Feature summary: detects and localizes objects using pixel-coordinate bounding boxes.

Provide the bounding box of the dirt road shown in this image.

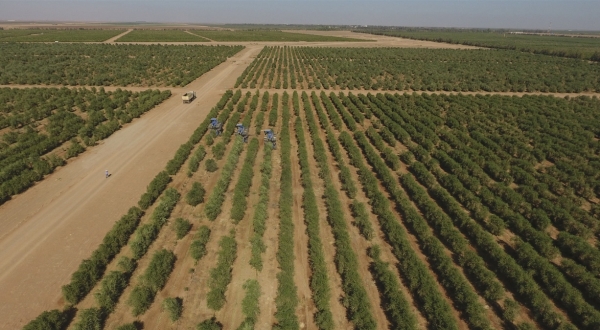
[0,45,260,329]
[105,29,133,43]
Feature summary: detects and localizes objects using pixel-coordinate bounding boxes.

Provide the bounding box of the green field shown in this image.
[238,46,600,92]
[0,29,126,42]
[26,88,600,330]
[356,29,600,61]
[0,44,242,86]
[11,27,600,330]
[0,87,171,204]
[115,29,209,42]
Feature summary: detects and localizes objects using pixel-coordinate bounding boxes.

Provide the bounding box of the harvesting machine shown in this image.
[263,129,277,149]
[235,123,250,143]
[209,118,222,136]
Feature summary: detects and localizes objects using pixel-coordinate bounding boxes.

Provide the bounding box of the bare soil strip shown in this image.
[304,97,390,328]
[104,29,133,43]
[315,109,430,328]
[255,142,282,329]
[218,103,263,329]
[184,30,214,42]
[288,108,318,329]
[297,114,352,329]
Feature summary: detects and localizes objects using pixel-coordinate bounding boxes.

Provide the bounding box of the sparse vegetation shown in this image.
[238,280,261,329]
[230,138,259,223]
[206,158,218,172]
[128,249,176,316]
[190,226,211,261]
[204,138,244,220]
[186,182,206,206]
[173,218,192,239]
[163,297,183,321]
[206,232,237,310]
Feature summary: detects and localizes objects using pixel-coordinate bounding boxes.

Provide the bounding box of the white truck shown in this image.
[182,91,196,104]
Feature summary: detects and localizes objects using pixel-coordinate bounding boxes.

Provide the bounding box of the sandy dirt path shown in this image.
[184,30,213,42]
[254,102,283,328]
[104,29,133,43]
[0,45,260,329]
[289,108,318,330]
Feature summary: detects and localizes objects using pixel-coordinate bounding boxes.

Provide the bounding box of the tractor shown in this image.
[263,129,277,149]
[235,123,250,143]
[209,118,222,136]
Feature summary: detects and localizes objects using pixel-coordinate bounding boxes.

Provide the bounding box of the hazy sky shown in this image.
[1,1,598,30]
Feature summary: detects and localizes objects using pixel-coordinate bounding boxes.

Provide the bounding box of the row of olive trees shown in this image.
[248,143,272,271]
[272,92,300,330]
[242,46,600,92]
[362,92,585,328]
[295,94,335,329]
[24,91,235,329]
[300,98,378,328]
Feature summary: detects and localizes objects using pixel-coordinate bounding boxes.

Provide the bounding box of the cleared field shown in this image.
[236,46,600,92]
[0,29,126,42]
[0,87,170,205]
[190,30,367,42]
[115,29,209,42]
[0,44,243,86]
[356,29,600,61]
[24,84,600,330]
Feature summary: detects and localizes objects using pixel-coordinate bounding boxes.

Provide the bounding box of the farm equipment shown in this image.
[209,118,222,136]
[182,91,196,104]
[263,129,277,149]
[235,123,249,143]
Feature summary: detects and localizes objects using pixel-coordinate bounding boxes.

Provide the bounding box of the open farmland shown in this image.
[236,46,600,92]
[115,29,210,42]
[355,28,600,61]
[0,87,170,204]
[1,28,600,330]
[113,29,369,42]
[0,29,126,42]
[0,44,242,86]
[0,45,257,329]
[180,29,367,42]
[23,86,600,330]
